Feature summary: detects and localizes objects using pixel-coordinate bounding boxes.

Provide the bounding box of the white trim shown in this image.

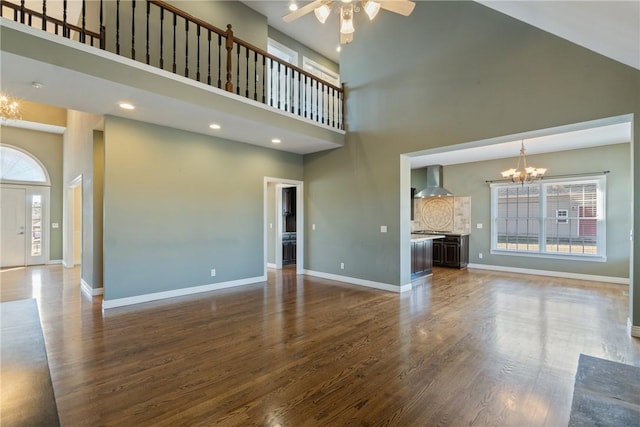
[3,120,66,135]
[303,269,411,293]
[628,318,640,338]
[467,263,629,285]
[81,279,103,297]
[267,263,277,268]
[102,276,266,309]
[46,259,62,265]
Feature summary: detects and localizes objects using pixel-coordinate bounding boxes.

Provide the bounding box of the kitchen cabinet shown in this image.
[433,235,469,269]
[411,239,433,278]
[282,233,296,265]
[282,187,296,216]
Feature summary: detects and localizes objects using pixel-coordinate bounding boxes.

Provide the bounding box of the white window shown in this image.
[267,39,298,113]
[302,57,340,125]
[491,176,606,260]
[0,145,49,183]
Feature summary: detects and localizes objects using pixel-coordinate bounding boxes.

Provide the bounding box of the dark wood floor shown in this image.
[1,265,639,426]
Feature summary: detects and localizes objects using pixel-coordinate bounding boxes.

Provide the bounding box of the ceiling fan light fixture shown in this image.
[363,0,381,20]
[314,4,332,24]
[340,5,355,34]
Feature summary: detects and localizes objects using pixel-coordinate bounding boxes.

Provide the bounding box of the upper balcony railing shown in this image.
[0,0,345,130]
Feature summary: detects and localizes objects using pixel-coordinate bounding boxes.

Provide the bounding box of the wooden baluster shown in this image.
[81,0,86,43]
[145,1,150,64]
[184,20,189,77]
[225,24,234,92]
[99,0,103,48]
[269,58,274,107]
[116,0,120,54]
[207,29,212,85]
[196,25,201,82]
[19,0,24,23]
[235,43,240,95]
[261,55,266,104]
[277,62,281,109]
[245,47,250,98]
[253,51,258,101]
[217,33,222,88]
[331,87,335,128]
[28,12,32,27]
[341,83,346,129]
[297,72,301,116]
[284,65,288,111]
[172,13,176,73]
[130,0,135,58]
[304,74,308,118]
[159,8,164,69]
[315,79,319,121]
[41,0,47,31]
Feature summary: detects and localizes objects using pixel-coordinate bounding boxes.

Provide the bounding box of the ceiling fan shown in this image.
[283,0,416,44]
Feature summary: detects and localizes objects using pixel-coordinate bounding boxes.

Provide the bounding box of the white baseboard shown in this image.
[303,269,411,293]
[628,318,640,338]
[467,263,629,285]
[102,275,266,310]
[46,259,62,265]
[267,263,277,269]
[80,279,103,297]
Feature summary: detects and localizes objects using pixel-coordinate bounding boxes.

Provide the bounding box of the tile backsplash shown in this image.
[412,196,471,235]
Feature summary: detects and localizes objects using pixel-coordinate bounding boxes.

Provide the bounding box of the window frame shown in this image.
[490,175,607,262]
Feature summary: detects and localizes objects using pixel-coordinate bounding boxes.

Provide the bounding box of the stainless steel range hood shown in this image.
[414,165,454,198]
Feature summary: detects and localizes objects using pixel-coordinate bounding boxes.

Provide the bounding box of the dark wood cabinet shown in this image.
[282,233,296,265]
[411,239,434,278]
[433,235,469,269]
[282,187,296,216]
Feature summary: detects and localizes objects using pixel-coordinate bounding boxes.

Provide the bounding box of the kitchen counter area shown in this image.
[411,231,470,280]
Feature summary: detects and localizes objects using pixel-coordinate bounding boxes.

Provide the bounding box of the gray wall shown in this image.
[92,131,104,288]
[442,143,631,278]
[102,116,303,300]
[304,1,638,294]
[0,127,63,260]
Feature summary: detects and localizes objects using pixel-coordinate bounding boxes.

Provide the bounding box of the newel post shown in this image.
[225,24,234,92]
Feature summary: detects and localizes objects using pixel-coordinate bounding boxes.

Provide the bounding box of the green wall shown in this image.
[441,143,631,278]
[304,1,639,293]
[102,116,303,300]
[0,128,64,261]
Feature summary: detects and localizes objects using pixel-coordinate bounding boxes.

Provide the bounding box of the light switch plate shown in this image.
[52,223,59,228]
[476,223,483,229]
[380,225,387,233]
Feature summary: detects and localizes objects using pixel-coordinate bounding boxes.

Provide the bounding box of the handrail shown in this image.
[0,0,103,47]
[1,0,345,130]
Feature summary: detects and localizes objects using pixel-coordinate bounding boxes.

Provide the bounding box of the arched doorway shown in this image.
[0,145,51,267]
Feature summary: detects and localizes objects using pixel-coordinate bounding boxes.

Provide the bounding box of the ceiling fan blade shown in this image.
[283,0,326,23]
[379,1,416,16]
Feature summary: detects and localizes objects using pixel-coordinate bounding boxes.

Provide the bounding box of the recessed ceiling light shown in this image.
[209,123,221,130]
[271,138,282,144]
[31,81,44,89]
[289,3,298,11]
[119,102,135,110]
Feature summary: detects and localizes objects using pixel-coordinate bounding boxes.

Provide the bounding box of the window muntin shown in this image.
[0,146,48,183]
[491,177,605,259]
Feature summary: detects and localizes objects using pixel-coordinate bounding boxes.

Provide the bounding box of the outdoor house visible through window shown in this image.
[490,176,606,260]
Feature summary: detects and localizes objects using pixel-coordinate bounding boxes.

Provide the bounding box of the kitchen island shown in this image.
[410,234,445,279]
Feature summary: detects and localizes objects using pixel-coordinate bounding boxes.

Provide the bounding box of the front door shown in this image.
[0,187,26,267]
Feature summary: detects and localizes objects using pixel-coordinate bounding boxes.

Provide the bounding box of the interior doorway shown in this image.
[263,177,304,276]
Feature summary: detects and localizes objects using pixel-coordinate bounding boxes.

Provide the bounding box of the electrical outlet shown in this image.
[312,224,316,230]
[380,225,387,233]
[476,223,483,229]
[340,262,344,270]
[211,269,216,277]
[478,253,483,259]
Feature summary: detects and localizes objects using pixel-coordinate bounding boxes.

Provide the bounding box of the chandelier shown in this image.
[501,141,547,185]
[0,94,21,124]
[283,0,415,44]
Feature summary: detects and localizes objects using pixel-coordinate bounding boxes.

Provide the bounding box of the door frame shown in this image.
[0,183,51,266]
[263,177,304,275]
[64,175,82,268]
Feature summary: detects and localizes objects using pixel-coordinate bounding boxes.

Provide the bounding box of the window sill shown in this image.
[490,250,607,263]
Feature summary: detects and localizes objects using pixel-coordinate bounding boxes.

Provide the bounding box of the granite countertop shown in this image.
[410,234,445,242]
